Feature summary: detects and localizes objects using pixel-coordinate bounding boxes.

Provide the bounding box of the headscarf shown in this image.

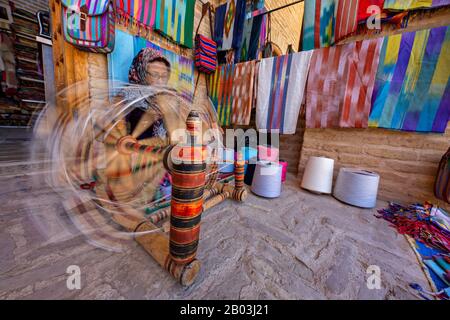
[128,48,171,85]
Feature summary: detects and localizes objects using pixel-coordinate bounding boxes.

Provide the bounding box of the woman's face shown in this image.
[145,61,170,86]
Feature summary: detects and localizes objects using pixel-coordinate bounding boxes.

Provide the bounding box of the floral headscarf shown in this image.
[128,48,171,85]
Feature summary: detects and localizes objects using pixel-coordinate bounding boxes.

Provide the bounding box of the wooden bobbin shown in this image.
[169,111,206,265]
[234,152,245,191]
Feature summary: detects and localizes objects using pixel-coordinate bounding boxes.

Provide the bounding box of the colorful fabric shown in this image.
[154,0,195,48]
[383,0,450,10]
[61,0,115,53]
[213,3,227,49]
[376,202,450,253]
[256,51,313,134]
[108,29,194,101]
[410,240,450,296]
[115,0,157,29]
[369,26,450,133]
[303,0,361,50]
[335,0,360,42]
[306,38,383,128]
[303,0,336,50]
[231,61,256,125]
[207,64,235,126]
[216,0,246,55]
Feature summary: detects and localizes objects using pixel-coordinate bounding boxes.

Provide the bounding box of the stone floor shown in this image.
[0,128,430,300]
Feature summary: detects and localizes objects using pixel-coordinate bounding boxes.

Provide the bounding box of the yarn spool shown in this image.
[279,160,288,182]
[251,161,283,198]
[301,156,335,194]
[333,168,380,209]
[219,148,234,173]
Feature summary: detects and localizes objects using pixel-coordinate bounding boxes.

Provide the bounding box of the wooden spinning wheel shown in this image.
[37,86,248,286]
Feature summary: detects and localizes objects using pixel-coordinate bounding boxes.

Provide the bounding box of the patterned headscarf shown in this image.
[128,48,171,85]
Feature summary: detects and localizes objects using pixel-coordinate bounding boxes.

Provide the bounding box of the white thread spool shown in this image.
[251,161,283,198]
[333,168,380,208]
[301,156,335,194]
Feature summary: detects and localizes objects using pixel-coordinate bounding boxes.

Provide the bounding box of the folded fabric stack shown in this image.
[7,7,46,127]
[377,202,450,300]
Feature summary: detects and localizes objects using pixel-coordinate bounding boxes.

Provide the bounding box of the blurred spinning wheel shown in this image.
[33,82,221,248]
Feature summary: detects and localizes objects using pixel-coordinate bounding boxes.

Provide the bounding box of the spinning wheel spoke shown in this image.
[137,136,169,148]
[131,110,160,139]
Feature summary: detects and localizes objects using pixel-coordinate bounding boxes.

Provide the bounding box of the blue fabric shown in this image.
[232,0,247,62]
[214,4,227,49]
[414,240,449,291]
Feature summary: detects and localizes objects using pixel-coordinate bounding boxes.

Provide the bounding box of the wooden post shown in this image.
[49,0,90,117]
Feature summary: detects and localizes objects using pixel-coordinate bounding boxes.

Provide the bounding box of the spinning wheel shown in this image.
[33,81,247,286]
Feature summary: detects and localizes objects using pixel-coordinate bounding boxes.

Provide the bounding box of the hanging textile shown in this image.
[231,61,256,125]
[208,64,235,126]
[154,0,195,48]
[115,0,157,30]
[213,3,227,49]
[383,0,450,10]
[108,29,194,101]
[256,51,313,134]
[334,0,360,42]
[216,0,246,53]
[239,1,255,62]
[369,26,450,133]
[303,0,360,51]
[306,38,382,129]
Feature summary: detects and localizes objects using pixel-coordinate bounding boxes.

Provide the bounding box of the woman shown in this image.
[126,48,173,202]
[126,48,172,140]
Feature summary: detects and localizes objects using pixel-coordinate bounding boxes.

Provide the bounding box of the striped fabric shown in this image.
[303,0,360,51]
[194,34,217,73]
[62,0,115,53]
[256,51,313,134]
[231,61,256,125]
[207,64,235,126]
[335,0,360,42]
[108,29,194,101]
[306,38,383,128]
[383,0,450,10]
[115,0,157,28]
[369,26,450,133]
[154,0,195,48]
